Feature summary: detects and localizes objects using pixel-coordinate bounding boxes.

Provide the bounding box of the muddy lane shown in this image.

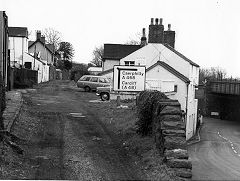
[16,81,145,180]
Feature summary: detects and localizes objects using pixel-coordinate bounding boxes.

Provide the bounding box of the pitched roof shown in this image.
[9,27,28,38]
[46,44,55,53]
[25,52,46,65]
[28,39,54,54]
[163,43,199,67]
[146,61,190,83]
[28,41,34,47]
[103,44,141,60]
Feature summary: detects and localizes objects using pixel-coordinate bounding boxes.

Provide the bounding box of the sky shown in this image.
[1,0,240,77]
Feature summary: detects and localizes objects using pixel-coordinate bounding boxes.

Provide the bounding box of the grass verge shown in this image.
[89,99,178,181]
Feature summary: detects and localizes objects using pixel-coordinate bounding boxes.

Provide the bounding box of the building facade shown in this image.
[28,31,55,66]
[8,27,28,67]
[100,18,200,139]
[0,11,9,88]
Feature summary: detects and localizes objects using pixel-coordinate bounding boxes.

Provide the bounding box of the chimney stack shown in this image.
[164,24,175,48]
[36,30,41,40]
[148,17,164,43]
[140,28,147,47]
[40,36,45,44]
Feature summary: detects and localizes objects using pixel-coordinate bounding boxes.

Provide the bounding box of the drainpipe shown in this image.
[185,82,189,135]
[186,83,189,116]
[22,37,24,67]
[34,45,36,69]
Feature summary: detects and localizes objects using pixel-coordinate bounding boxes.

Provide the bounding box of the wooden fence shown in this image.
[11,68,38,89]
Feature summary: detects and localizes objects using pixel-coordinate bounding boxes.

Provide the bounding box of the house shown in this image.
[28,30,59,81]
[8,27,28,68]
[120,42,199,140]
[102,44,141,71]
[28,31,56,66]
[0,11,9,89]
[8,28,49,83]
[100,18,200,140]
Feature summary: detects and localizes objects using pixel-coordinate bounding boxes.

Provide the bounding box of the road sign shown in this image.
[113,65,146,92]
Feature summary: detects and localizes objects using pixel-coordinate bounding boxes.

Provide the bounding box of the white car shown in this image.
[77,75,110,92]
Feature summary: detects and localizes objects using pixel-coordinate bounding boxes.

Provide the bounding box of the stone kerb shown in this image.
[155,99,192,180]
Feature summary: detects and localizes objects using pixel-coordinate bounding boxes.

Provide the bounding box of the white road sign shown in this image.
[113,65,146,92]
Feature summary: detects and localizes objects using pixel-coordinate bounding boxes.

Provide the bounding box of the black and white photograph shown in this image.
[0,0,240,180]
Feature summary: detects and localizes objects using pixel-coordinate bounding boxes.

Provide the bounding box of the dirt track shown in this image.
[5,81,145,180]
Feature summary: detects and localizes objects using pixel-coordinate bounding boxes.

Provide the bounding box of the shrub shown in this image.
[136,90,168,136]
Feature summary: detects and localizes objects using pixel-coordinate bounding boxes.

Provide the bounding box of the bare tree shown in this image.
[42,28,62,51]
[199,67,227,83]
[125,32,141,45]
[91,45,103,67]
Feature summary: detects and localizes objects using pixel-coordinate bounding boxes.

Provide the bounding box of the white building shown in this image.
[120,43,199,140]
[99,18,200,140]
[9,27,50,83]
[8,27,28,67]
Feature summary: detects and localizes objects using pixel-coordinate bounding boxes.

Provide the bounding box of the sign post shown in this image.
[113,65,146,92]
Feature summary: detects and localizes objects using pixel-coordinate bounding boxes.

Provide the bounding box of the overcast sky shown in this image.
[1,0,240,77]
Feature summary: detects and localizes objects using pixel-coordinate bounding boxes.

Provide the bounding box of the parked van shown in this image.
[77,75,110,92]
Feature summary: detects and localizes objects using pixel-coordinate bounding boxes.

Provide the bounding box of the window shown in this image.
[85,77,91,81]
[24,62,32,69]
[174,85,178,92]
[90,77,98,82]
[99,78,107,83]
[125,61,135,66]
[80,76,90,81]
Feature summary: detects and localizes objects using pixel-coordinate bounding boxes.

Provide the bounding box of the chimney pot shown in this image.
[155,18,159,25]
[40,36,45,44]
[160,18,163,25]
[151,18,154,25]
[141,28,147,47]
[142,28,146,37]
[168,24,171,30]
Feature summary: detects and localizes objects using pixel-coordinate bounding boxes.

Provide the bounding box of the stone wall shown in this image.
[156,99,192,180]
[137,92,192,180]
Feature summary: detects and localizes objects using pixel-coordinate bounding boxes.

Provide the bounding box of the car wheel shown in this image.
[101,93,110,101]
[84,86,91,92]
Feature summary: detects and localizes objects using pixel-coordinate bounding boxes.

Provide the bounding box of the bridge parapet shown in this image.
[210,80,240,95]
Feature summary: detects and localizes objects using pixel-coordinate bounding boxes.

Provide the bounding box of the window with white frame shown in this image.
[124,61,135,66]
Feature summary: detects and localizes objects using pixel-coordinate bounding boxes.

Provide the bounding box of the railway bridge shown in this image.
[200,80,240,121]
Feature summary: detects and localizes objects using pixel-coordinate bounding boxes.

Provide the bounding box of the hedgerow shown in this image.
[136,90,168,136]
